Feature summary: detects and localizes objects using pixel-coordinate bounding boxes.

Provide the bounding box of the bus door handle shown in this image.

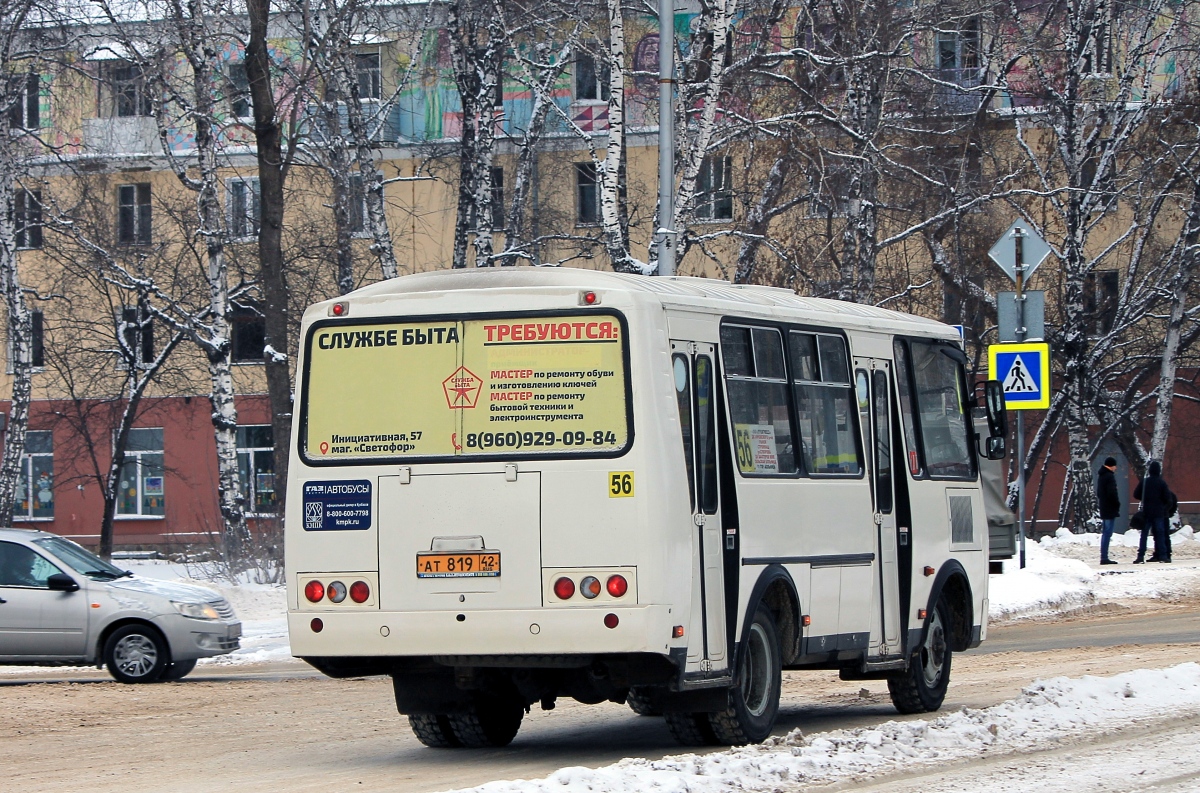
[873,512,884,526]
[694,514,707,526]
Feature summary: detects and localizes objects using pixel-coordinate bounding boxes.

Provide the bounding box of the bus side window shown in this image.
[872,369,894,513]
[694,356,719,514]
[720,325,797,476]
[790,332,862,476]
[673,353,696,511]
[893,340,924,477]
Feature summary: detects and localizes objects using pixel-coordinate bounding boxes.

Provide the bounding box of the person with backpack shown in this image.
[1096,456,1121,565]
[1133,461,1175,563]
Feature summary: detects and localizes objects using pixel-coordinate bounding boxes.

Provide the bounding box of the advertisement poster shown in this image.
[304,315,628,460]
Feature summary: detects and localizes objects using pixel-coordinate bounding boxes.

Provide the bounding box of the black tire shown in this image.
[104,624,170,684]
[626,687,662,717]
[445,698,524,748]
[708,606,782,745]
[888,598,952,714]
[408,714,462,748]
[159,659,197,682]
[664,712,719,746]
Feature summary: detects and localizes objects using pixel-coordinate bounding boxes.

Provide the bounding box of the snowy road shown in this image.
[4,615,1199,793]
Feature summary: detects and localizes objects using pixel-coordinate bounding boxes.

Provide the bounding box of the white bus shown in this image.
[286,268,1006,748]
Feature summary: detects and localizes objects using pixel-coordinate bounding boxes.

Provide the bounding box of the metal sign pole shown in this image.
[1014,228,1028,569]
[656,0,675,276]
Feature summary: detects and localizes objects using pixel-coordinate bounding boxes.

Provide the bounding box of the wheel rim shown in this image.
[114,634,159,678]
[920,608,947,688]
[740,621,773,717]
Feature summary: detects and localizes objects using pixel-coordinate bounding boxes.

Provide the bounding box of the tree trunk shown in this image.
[247,0,293,516]
[0,171,32,528]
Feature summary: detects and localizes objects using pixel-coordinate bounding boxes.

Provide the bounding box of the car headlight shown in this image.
[173,601,221,620]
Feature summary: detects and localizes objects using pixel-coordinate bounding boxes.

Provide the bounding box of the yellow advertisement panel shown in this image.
[302,314,629,461]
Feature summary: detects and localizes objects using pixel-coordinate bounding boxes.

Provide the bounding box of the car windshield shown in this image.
[33,536,130,580]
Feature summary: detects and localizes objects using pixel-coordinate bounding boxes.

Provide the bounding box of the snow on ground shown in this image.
[121,560,292,666]
[435,663,1200,793]
[988,528,1200,621]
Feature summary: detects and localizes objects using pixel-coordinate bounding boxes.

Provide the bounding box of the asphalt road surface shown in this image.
[3,607,1198,793]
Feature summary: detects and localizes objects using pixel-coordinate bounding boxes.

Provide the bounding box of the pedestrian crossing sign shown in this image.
[988,342,1051,410]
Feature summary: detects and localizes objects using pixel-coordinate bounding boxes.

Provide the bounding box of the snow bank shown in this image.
[438,663,1200,793]
[988,532,1200,621]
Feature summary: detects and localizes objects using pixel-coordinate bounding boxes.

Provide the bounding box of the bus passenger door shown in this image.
[672,342,727,669]
[856,360,902,656]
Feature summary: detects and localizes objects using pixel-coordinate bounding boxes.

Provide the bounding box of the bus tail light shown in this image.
[606,575,628,598]
[304,580,325,603]
[580,576,601,599]
[327,581,347,603]
[310,618,323,633]
[350,581,370,603]
[604,613,619,629]
[553,577,575,600]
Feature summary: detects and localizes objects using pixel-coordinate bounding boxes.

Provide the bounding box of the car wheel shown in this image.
[708,605,782,745]
[104,624,170,684]
[445,697,524,748]
[888,598,952,714]
[160,659,197,682]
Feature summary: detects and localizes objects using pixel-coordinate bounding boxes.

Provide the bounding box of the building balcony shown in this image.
[927,68,988,115]
[83,115,160,155]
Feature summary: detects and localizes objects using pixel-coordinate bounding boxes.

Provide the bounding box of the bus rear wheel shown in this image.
[708,605,781,745]
[888,598,952,714]
[445,697,524,748]
[408,714,461,748]
[626,687,662,717]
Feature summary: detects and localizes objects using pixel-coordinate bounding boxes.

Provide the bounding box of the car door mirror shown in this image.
[46,573,80,592]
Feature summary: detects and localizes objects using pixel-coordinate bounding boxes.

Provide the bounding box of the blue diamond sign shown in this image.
[988,342,1050,410]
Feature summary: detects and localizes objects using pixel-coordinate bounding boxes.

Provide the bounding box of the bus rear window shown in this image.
[301,313,630,462]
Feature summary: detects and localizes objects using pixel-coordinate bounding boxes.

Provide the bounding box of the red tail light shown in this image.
[553,577,575,600]
[350,581,370,603]
[304,580,324,603]
[606,575,628,598]
[310,618,323,632]
[604,613,619,629]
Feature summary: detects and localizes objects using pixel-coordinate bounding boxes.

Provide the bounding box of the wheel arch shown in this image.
[925,561,974,653]
[95,618,173,664]
[738,564,801,666]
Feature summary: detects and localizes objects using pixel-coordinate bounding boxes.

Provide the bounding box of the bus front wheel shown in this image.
[708,605,782,745]
[888,598,952,714]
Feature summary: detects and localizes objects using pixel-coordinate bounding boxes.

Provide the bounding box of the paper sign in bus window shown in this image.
[735,424,779,473]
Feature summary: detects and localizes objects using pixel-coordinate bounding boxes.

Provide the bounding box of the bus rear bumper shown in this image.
[288,605,681,658]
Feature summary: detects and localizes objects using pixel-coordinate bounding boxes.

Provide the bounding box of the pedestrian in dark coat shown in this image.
[1097,457,1121,564]
[1133,461,1174,563]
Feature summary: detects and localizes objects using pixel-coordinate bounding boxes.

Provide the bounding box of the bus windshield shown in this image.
[301,313,630,463]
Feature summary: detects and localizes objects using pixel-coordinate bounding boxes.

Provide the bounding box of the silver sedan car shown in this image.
[0,528,241,682]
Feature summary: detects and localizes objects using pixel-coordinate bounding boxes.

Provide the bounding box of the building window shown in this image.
[356,52,381,100]
[237,425,276,514]
[937,18,980,82]
[808,167,851,218]
[1082,19,1112,75]
[231,305,265,363]
[14,188,42,249]
[119,303,154,368]
[8,310,44,371]
[575,49,610,102]
[489,166,504,227]
[685,31,733,84]
[695,156,733,220]
[576,162,600,224]
[228,63,251,118]
[348,174,366,234]
[104,61,152,118]
[7,71,39,130]
[227,177,260,239]
[1086,270,1119,335]
[117,183,151,245]
[117,428,165,517]
[14,430,53,520]
[494,63,504,108]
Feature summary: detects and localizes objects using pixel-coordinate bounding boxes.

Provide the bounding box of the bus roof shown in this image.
[332,267,957,340]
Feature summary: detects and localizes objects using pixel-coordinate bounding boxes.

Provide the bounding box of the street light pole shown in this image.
[656,0,675,276]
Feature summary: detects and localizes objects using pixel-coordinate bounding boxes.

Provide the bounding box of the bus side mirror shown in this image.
[985,435,1006,460]
[984,380,1007,438]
